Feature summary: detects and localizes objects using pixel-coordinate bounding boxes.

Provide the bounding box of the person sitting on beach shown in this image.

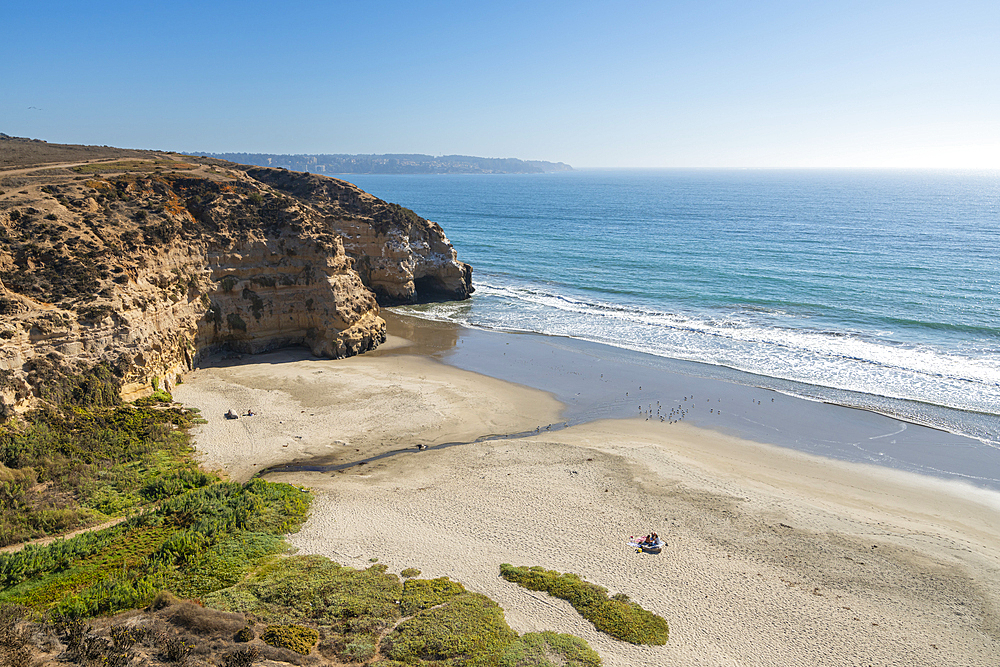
[246,409,255,417]
[650,532,659,543]
[225,409,238,420]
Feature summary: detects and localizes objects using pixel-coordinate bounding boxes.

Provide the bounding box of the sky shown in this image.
[2,0,999,168]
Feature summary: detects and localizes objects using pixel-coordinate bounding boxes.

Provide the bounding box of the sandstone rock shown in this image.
[0,157,471,412]
[244,167,474,304]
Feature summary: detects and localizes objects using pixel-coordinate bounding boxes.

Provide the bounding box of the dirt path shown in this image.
[0,514,130,554]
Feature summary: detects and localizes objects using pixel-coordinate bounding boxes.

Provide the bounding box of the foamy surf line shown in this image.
[384,309,1000,492]
[393,283,1000,448]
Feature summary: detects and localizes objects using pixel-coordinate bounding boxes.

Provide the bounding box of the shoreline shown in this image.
[173,313,1000,666]
[386,296,1000,456]
[386,310,1000,491]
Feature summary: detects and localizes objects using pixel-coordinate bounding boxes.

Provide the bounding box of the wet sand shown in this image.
[173,313,1000,667]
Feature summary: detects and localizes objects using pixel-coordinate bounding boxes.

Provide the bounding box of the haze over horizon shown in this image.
[3,1,998,169]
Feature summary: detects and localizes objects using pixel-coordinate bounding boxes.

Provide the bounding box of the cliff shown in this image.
[244,167,473,304]
[0,143,472,414]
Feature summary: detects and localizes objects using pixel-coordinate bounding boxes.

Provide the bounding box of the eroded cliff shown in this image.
[244,167,473,304]
[0,147,472,414]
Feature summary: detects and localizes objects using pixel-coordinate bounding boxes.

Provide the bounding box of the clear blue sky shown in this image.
[3,1,998,168]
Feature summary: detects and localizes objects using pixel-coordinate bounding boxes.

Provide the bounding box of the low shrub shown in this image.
[140,469,213,501]
[343,637,375,662]
[150,590,180,611]
[0,481,310,616]
[399,567,421,579]
[262,624,319,655]
[109,623,154,649]
[207,555,400,622]
[224,645,260,667]
[0,401,202,546]
[234,625,255,642]
[207,555,400,661]
[399,576,465,615]
[162,635,192,662]
[381,592,518,665]
[499,631,602,667]
[134,389,173,406]
[499,564,668,645]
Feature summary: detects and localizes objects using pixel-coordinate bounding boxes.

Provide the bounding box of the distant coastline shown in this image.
[189,151,573,174]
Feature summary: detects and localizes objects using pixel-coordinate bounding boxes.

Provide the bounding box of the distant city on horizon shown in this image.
[193,151,574,175]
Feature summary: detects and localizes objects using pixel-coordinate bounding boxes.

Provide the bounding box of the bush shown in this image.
[399,576,465,615]
[399,567,420,579]
[382,592,517,665]
[499,564,668,645]
[141,469,213,501]
[207,555,400,659]
[0,401,202,545]
[162,636,192,662]
[150,590,180,611]
[0,481,310,616]
[134,389,173,406]
[224,645,260,667]
[234,625,255,642]
[344,637,375,662]
[262,624,319,655]
[499,631,602,667]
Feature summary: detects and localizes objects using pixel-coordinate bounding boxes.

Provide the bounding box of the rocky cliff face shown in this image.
[0,151,472,414]
[244,167,473,304]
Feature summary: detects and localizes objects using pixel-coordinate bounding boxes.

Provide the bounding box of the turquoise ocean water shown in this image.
[344,170,1000,451]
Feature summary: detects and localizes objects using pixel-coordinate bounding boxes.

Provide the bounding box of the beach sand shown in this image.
[174,317,1000,667]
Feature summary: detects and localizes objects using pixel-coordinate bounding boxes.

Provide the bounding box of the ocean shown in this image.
[343,170,1000,458]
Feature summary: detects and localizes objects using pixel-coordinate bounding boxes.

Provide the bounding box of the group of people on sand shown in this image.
[641,532,661,546]
[224,408,256,419]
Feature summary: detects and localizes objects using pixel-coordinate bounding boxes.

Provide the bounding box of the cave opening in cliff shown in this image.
[413,275,450,303]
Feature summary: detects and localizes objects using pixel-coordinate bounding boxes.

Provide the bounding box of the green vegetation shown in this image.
[0,399,207,546]
[261,624,319,654]
[206,556,603,666]
[206,554,401,659]
[400,575,465,615]
[499,631,602,667]
[133,388,174,406]
[23,359,120,409]
[383,591,518,665]
[0,479,310,617]
[500,564,669,645]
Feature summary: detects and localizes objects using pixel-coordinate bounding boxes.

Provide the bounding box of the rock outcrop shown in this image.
[0,151,472,413]
[244,167,473,304]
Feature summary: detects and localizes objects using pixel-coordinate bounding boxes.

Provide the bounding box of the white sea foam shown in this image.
[398,279,1000,422]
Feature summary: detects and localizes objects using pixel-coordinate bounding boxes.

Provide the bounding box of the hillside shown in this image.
[0,136,473,415]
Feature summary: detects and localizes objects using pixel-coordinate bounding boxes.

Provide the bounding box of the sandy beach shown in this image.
[174,315,1000,667]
